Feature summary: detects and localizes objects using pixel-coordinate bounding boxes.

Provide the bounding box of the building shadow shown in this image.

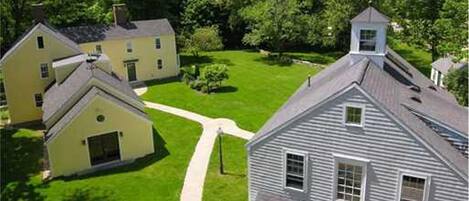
[254,56,293,67]
[59,127,169,181]
[213,86,238,94]
[0,128,46,200]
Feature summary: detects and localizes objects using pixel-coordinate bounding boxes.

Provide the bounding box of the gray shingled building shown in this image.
[247,7,468,201]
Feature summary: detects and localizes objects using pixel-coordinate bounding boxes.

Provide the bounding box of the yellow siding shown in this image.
[79,35,178,82]
[47,96,154,177]
[2,28,79,124]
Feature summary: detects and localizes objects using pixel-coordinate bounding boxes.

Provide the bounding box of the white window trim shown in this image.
[40,63,49,79]
[332,153,369,201]
[84,130,123,168]
[358,29,377,53]
[36,36,45,50]
[397,170,431,201]
[126,41,133,53]
[33,93,43,108]
[155,37,161,49]
[343,103,365,127]
[157,59,163,69]
[282,148,308,192]
[96,44,102,54]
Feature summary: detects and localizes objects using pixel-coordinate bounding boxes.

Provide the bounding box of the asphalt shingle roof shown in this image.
[350,7,390,23]
[43,59,141,125]
[45,86,150,142]
[58,19,174,44]
[431,56,467,74]
[251,47,468,177]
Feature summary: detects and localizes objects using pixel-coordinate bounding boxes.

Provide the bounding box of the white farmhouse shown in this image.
[247,7,468,201]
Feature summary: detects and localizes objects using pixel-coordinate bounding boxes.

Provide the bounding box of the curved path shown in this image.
[143,101,254,201]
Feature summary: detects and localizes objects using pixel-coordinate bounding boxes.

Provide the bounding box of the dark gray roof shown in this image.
[250,47,468,177]
[431,56,466,74]
[45,87,150,142]
[58,19,174,44]
[351,7,390,23]
[42,59,140,125]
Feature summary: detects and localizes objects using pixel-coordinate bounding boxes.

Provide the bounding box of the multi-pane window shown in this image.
[157,59,163,69]
[285,153,305,190]
[400,175,426,201]
[34,93,43,107]
[40,63,49,78]
[359,30,377,52]
[96,45,102,53]
[336,163,363,201]
[37,36,44,49]
[88,132,120,166]
[345,106,363,125]
[126,41,133,53]
[155,37,161,49]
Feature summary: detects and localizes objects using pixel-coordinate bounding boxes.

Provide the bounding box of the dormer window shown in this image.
[37,36,44,49]
[359,30,377,52]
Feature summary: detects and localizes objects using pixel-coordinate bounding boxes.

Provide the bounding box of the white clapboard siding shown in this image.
[249,88,468,201]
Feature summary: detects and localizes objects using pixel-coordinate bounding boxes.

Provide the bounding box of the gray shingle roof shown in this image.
[58,19,175,44]
[250,47,468,177]
[350,7,390,23]
[431,56,466,74]
[43,59,141,125]
[45,87,150,142]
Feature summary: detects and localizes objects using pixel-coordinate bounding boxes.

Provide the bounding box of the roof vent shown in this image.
[410,96,422,103]
[428,85,437,91]
[408,85,421,93]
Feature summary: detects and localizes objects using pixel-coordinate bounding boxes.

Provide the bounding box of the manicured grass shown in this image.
[142,50,321,132]
[203,135,248,201]
[1,109,202,201]
[284,51,344,65]
[388,37,433,76]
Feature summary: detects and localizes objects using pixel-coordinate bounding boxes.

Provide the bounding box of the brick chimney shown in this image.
[113,4,129,26]
[32,3,46,23]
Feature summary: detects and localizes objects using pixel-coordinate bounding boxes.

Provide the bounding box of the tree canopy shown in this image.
[1,0,466,60]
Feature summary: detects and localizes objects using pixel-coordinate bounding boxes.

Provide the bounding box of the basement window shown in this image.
[37,36,44,49]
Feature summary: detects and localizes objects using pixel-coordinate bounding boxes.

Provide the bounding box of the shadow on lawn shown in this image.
[0,128,46,200]
[213,86,238,94]
[254,56,293,67]
[60,127,169,181]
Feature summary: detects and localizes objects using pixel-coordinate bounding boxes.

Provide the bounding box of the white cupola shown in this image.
[349,7,389,68]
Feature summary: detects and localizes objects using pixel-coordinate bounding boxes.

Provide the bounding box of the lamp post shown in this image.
[217,127,224,175]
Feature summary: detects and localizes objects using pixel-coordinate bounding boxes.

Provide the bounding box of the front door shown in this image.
[126,62,137,82]
[88,132,121,166]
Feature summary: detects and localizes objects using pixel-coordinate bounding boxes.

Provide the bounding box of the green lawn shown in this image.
[388,37,433,76]
[1,109,202,201]
[142,50,324,132]
[203,135,248,201]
